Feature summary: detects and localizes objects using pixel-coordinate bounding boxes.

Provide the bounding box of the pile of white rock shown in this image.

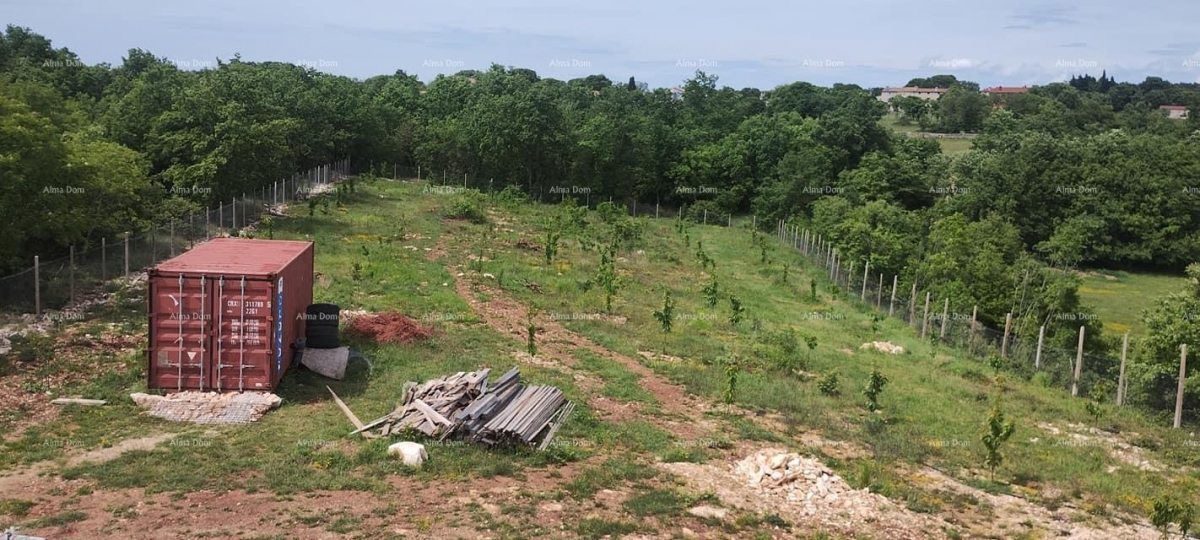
[735,450,858,505]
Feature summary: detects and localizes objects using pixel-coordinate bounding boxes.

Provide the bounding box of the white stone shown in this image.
[387,441,428,467]
[687,506,727,520]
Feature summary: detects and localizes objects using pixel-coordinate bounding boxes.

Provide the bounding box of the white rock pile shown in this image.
[735,450,861,506]
[860,341,904,354]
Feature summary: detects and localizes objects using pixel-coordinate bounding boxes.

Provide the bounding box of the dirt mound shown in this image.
[344,312,438,344]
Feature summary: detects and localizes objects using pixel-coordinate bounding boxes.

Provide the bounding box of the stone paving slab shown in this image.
[130,391,282,424]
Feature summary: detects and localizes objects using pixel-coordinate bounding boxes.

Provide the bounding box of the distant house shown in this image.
[1160,105,1190,120]
[669,86,685,101]
[981,86,1029,97]
[982,86,1029,107]
[878,86,948,103]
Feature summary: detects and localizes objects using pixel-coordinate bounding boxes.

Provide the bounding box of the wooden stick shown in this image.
[327,386,364,430]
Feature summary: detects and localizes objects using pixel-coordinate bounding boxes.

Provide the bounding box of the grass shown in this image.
[7,175,1198,535]
[1077,270,1186,334]
[879,114,974,155]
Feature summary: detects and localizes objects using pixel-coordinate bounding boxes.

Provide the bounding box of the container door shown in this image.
[148,274,213,391]
[211,276,276,391]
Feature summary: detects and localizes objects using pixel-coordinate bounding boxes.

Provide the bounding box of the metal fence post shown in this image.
[170,220,175,257]
[33,255,40,317]
[124,232,130,276]
[908,283,917,325]
[102,237,107,281]
[876,274,883,308]
[219,204,224,235]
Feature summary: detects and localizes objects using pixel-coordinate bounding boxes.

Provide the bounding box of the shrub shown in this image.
[443,190,488,223]
[683,200,730,225]
[863,365,888,412]
[818,371,841,396]
[493,184,527,206]
[595,201,626,224]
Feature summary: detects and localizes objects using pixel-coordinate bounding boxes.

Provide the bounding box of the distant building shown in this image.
[982,86,1029,107]
[669,86,685,101]
[878,86,948,103]
[981,86,1029,96]
[1160,105,1190,120]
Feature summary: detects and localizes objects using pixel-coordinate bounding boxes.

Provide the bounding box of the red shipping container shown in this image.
[146,239,314,392]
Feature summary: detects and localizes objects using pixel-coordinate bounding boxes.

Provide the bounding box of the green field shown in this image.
[2,176,1196,539]
[1078,270,1187,335]
[879,114,974,155]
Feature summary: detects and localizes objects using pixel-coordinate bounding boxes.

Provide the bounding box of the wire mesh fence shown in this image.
[0,160,350,315]
[775,224,1129,401]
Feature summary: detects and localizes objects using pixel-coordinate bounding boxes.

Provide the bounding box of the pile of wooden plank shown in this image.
[349,367,572,449]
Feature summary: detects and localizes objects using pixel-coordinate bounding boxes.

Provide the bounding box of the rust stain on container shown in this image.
[147,239,314,392]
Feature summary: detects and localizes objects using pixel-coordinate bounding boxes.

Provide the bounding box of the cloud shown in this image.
[1006,6,1078,30]
[1147,42,1200,57]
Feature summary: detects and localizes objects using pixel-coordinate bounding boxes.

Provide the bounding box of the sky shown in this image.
[5,0,1200,90]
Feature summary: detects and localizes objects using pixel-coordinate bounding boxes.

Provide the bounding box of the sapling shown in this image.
[702,276,720,307]
[809,279,818,302]
[981,400,1015,481]
[818,371,841,396]
[545,229,560,265]
[863,365,888,412]
[526,310,539,356]
[653,290,675,333]
[1085,381,1112,422]
[724,356,740,404]
[782,264,789,284]
[596,243,621,312]
[728,296,745,326]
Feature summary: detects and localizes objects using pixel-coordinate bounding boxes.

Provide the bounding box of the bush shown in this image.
[493,184,526,206]
[595,201,627,224]
[7,333,54,364]
[818,371,841,396]
[443,190,488,224]
[683,200,730,225]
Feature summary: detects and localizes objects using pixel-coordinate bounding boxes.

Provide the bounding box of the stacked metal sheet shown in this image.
[351,367,572,449]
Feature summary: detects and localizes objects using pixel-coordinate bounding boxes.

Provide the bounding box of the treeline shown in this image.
[3,26,1200,276]
[888,72,1200,134]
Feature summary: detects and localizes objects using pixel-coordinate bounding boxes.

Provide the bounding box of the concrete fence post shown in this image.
[889,275,898,317]
[940,298,950,339]
[860,261,870,301]
[1001,313,1013,357]
[1175,344,1188,428]
[920,292,931,339]
[33,256,40,317]
[1116,333,1130,406]
[908,283,917,326]
[1035,325,1045,369]
[123,231,130,276]
[1072,325,1085,397]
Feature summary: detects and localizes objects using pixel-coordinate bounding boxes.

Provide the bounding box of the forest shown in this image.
[4,25,1200,415]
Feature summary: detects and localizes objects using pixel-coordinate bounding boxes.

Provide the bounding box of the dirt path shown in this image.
[908,465,1160,540]
[0,433,177,494]
[451,271,718,442]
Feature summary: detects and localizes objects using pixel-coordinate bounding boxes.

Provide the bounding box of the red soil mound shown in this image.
[345,312,438,344]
